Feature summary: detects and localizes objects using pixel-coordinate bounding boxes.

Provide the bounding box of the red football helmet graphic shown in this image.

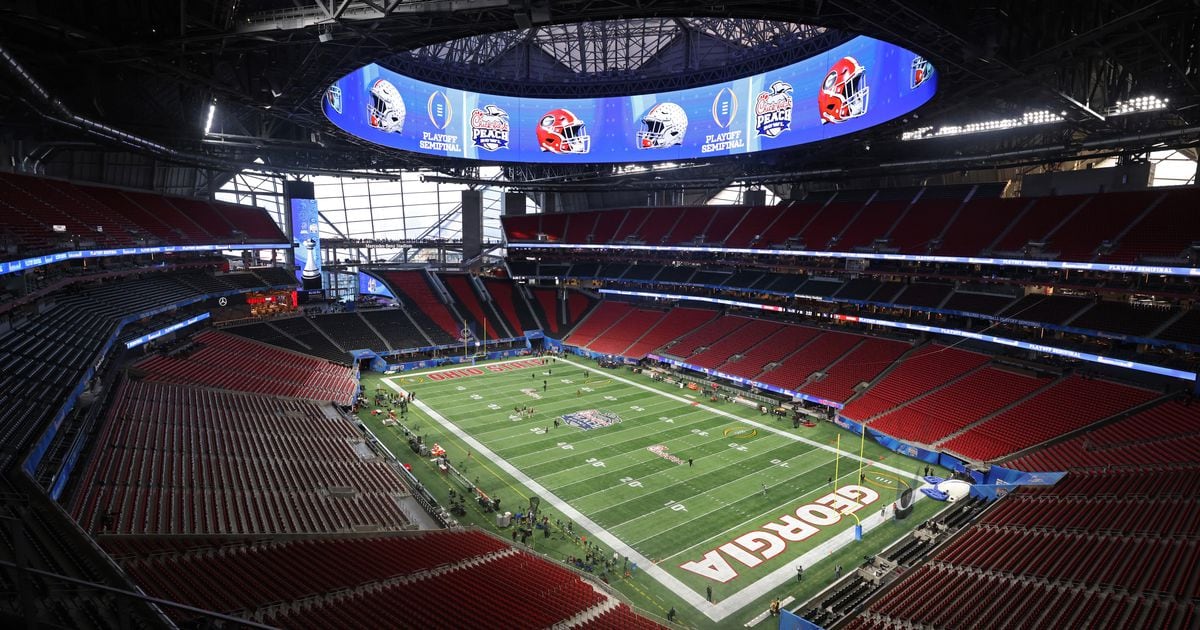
[819,56,870,124]
[536,108,591,154]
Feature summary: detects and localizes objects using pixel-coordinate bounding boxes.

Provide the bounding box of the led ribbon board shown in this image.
[0,243,286,277]
[124,312,211,349]
[508,242,1200,278]
[323,36,936,163]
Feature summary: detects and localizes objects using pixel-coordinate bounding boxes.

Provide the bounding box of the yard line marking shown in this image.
[560,359,920,481]
[383,360,934,622]
[379,376,713,617]
[654,468,868,558]
[554,433,784,500]
[608,449,826,534]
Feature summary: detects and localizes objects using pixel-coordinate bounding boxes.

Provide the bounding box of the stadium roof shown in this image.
[0,1,1198,190]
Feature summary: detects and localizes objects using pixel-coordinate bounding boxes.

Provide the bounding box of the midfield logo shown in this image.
[561,409,621,430]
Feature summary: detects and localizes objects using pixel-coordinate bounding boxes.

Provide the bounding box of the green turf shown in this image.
[357,357,953,628]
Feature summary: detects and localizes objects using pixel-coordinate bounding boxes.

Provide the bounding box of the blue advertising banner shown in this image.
[124,312,211,349]
[780,609,825,630]
[833,415,864,436]
[323,36,936,164]
[867,429,941,464]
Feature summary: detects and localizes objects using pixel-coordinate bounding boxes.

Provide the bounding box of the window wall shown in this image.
[217,166,539,264]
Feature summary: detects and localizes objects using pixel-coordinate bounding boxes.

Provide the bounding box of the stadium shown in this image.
[0,1,1198,628]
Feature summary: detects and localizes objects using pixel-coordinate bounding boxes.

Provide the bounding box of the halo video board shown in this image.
[323,35,936,163]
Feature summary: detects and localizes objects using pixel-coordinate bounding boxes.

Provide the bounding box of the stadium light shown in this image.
[1106,95,1168,117]
[900,109,1065,140]
[204,101,216,136]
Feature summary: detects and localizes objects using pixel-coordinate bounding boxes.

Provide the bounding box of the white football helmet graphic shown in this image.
[637,102,688,149]
[368,79,406,133]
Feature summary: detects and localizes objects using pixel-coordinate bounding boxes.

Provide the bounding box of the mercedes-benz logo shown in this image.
[218,297,228,307]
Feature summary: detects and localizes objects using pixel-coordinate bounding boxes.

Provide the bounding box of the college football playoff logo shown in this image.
[711,87,738,129]
[427,90,453,130]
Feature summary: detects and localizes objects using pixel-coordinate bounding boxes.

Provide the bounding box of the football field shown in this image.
[368,356,948,625]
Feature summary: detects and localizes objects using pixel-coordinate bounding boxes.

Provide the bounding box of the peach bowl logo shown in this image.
[470,104,510,151]
[755,80,793,138]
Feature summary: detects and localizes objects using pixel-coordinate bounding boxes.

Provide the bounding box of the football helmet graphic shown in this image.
[911,55,933,89]
[536,108,590,154]
[368,79,406,133]
[819,56,869,124]
[637,102,688,149]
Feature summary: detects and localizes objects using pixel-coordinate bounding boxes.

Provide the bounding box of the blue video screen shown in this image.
[290,198,322,290]
[322,35,936,163]
[358,271,395,299]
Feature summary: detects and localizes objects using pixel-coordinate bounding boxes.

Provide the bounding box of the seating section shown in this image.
[841,345,991,422]
[1099,186,1200,262]
[991,195,1082,253]
[1068,300,1179,337]
[483,278,540,335]
[308,312,388,350]
[660,315,750,358]
[1046,190,1158,261]
[530,288,564,335]
[688,318,784,369]
[0,172,285,259]
[859,467,1200,630]
[586,308,667,355]
[1157,310,1200,345]
[758,330,861,391]
[720,325,823,379]
[940,375,1157,461]
[797,338,910,404]
[940,291,1017,315]
[440,274,504,339]
[867,367,1050,446]
[109,531,508,621]
[266,550,617,630]
[106,528,665,628]
[70,380,410,535]
[502,187,1200,263]
[573,603,666,629]
[894,282,953,308]
[565,301,636,348]
[623,307,717,358]
[378,271,462,339]
[235,316,348,363]
[888,199,960,253]
[360,308,433,350]
[213,321,310,354]
[1007,399,1200,471]
[998,293,1091,325]
[0,271,270,469]
[135,330,357,403]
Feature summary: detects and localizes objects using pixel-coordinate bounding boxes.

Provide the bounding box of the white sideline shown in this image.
[380,357,926,623]
[381,376,712,616]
